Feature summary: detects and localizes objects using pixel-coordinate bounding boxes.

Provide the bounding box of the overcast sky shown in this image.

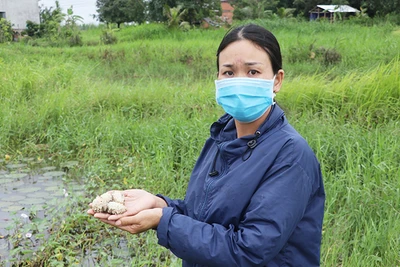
[38,0,99,24]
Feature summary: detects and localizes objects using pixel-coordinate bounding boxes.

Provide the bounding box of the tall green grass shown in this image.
[0,20,399,266]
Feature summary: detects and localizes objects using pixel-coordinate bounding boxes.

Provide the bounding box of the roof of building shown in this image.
[312,5,360,13]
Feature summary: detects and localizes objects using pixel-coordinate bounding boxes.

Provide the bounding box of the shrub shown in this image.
[25,20,42,37]
[288,41,342,65]
[0,18,13,43]
[101,27,118,44]
[68,33,83,46]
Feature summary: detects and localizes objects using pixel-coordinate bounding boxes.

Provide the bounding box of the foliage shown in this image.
[358,0,400,17]
[147,0,178,22]
[233,0,279,20]
[287,41,342,66]
[25,20,42,38]
[291,0,400,20]
[39,0,65,38]
[163,5,188,28]
[179,0,221,24]
[96,0,146,28]
[276,7,295,18]
[63,7,84,46]
[100,25,118,44]
[0,21,399,266]
[24,2,83,47]
[0,18,13,43]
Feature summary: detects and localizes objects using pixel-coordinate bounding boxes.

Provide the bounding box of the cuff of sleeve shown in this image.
[156,194,174,207]
[157,206,174,248]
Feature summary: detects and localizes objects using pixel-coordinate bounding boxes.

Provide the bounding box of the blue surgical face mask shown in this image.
[215,77,276,123]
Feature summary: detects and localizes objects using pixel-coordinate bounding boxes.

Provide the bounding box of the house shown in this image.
[309,5,360,22]
[201,0,234,28]
[0,0,40,30]
[221,0,234,24]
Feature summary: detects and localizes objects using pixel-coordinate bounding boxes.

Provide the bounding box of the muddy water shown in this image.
[0,159,83,263]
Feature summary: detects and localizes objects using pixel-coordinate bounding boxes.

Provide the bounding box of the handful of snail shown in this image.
[91,191,127,215]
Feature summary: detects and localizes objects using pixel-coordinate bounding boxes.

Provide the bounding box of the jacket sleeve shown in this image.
[156,194,186,214]
[156,146,316,266]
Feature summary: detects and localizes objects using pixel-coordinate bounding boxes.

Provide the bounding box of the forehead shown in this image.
[218,39,271,66]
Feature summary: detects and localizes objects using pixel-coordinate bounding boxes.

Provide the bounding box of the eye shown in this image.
[223,71,234,76]
[249,70,259,75]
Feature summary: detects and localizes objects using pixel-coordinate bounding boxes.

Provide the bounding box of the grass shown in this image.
[0,19,399,266]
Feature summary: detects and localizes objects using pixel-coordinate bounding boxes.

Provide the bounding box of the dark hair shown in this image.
[216,24,282,74]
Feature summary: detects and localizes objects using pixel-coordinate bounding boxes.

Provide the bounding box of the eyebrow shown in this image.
[222,62,264,67]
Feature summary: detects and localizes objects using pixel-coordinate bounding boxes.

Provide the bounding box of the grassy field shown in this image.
[0,19,399,266]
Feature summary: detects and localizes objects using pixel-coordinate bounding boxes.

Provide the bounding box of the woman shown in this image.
[88,24,325,266]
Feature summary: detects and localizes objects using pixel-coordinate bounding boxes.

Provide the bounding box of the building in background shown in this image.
[0,0,40,30]
[221,0,234,24]
[309,5,360,22]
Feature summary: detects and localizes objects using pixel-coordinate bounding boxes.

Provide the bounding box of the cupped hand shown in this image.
[97,208,163,234]
[87,189,167,221]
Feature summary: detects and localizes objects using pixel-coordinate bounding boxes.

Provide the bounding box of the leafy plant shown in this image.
[0,18,13,43]
[25,20,42,38]
[163,5,188,28]
[96,0,146,28]
[101,25,118,44]
[63,7,84,46]
[39,1,65,39]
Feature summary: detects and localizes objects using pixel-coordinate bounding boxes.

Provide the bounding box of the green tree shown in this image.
[147,0,178,22]
[180,0,221,24]
[276,7,295,18]
[40,1,65,37]
[292,0,320,18]
[362,0,400,17]
[63,7,84,46]
[163,5,188,27]
[291,0,400,19]
[96,0,146,28]
[233,0,278,20]
[147,0,220,25]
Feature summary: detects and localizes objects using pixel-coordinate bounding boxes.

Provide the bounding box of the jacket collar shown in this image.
[210,104,285,143]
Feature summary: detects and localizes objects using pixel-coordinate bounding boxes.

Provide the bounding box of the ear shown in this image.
[273,69,284,93]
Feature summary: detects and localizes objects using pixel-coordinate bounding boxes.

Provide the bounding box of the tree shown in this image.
[63,7,84,46]
[40,0,65,37]
[96,0,146,28]
[361,0,400,17]
[147,0,178,22]
[233,0,278,20]
[292,0,320,18]
[163,5,188,28]
[185,0,221,24]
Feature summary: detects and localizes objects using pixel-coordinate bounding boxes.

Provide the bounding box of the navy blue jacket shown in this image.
[157,104,325,266]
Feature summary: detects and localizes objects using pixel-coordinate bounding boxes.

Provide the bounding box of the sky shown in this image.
[38,0,99,24]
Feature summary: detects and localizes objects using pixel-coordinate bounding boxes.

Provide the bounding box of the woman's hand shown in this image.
[97,208,163,234]
[87,189,167,221]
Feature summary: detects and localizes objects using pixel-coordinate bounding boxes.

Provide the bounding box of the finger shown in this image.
[93,213,111,219]
[97,218,118,227]
[107,213,126,221]
[117,216,139,226]
[87,209,95,215]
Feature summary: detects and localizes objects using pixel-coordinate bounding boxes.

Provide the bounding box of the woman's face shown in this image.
[217,39,275,80]
[217,39,284,93]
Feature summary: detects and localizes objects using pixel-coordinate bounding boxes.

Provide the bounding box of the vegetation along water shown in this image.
[0,18,399,266]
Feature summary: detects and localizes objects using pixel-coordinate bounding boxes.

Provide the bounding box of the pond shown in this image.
[0,158,83,264]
